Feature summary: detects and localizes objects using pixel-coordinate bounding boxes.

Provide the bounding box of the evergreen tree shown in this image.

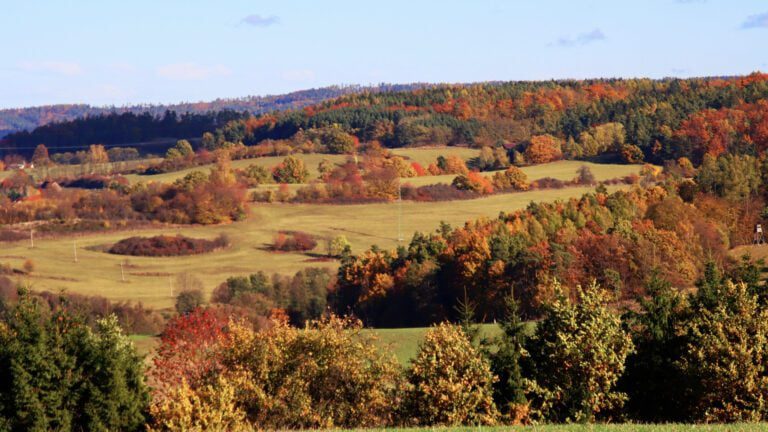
[0,292,149,431]
[621,272,690,422]
[488,292,528,422]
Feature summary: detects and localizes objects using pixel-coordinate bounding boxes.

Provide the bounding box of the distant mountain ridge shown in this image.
[0,83,432,137]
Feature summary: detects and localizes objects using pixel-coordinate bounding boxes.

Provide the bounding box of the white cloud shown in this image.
[555,29,606,47]
[156,63,232,80]
[241,14,280,27]
[108,62,137,73]
[281,69,316,82]
[742,12,768,29]
[18,60,83,76]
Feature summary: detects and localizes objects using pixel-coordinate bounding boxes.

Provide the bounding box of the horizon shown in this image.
[1,0,767,109]
[1,72,765,112]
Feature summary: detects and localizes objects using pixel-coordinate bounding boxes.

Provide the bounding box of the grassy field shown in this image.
[342,425,768,431]
[123,147,480,185]
[402,161,642,188]
[123,153,351,184]
[0,158,163,181]
[363,324,502,365]
[391,146,480,166]
[2,182,629,310]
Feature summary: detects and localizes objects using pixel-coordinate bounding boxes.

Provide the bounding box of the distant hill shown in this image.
[0,83,430,137]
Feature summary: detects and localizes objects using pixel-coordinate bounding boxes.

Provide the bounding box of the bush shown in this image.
[109,234,229,257]
[531,177,565,189]
[0,230,26,242]
[404,323,499,426]
[451,172,494,195]
[272,230,317,252]
[620,144,645,163]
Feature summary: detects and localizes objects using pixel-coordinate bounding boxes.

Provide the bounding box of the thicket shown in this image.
[108,234,229,257]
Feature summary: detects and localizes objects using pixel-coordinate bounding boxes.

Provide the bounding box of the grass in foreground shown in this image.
[340,425,768,432]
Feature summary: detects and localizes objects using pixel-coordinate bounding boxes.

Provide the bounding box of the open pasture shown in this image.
[3,183,628,310]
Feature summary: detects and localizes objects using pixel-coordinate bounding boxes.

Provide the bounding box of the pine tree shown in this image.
[488,292,528,421]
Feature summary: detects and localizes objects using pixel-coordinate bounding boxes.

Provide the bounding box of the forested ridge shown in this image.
[5,73,768,164]
[211,73,768,164]
[0,83,430,156]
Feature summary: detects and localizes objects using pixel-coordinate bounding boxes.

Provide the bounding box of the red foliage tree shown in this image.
[150,308,230,394]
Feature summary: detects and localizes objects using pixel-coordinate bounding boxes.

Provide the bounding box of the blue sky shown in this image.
[0,0,766,108]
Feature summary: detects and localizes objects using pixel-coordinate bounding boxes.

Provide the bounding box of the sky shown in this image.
[0,0,766,109]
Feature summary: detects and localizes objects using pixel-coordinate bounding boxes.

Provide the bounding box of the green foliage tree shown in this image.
[175,289,204,315]
[201,132,217,150]
[309,125,358,154]
[0,292,149,431]
[695,154,761,201]
[491,166,529,191]
[621,272,690,422]
[328,235,351,257]
[221,316,403,429]
[404,322,499,426]
[620,144,644,163]
[679,281,768,422]
[165,139,194,160]
[488,293,528,422]
[272,155,310,183]
[31,144,51,167]
[525,281,634,423]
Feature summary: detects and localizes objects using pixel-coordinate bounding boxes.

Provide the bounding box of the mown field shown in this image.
[124,153,350,184]
[1,148,644,310]
[342,425,768,431]
[2,182,630,310]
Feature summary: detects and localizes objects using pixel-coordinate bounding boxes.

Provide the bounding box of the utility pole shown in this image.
[73,240,78,263]
[29,230,34,248]
[397,179,404,242]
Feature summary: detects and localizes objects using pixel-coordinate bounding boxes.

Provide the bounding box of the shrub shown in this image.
[532,177,565,189]
[272,230,317,252]
[437,155,469,175]
[404,323,499,426]
[620,144,645,163]
[22,259,34,274]
[525,281,634,423]
[0,229,26,242]
[109,234,229,257]
[451,172,494,195]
